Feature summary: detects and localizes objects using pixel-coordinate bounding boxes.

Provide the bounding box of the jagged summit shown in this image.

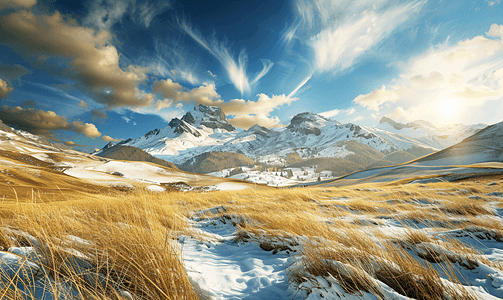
[168,118,202,137]
[246,124,275,138]
[181,104,235,132]
[287,112,334,136]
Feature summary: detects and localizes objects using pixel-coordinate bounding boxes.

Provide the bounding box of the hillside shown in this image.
[179,151,255,174]
[96,145,179,169]
[125,105,450,165]
[288,157,364,176]
[415,120,503,166]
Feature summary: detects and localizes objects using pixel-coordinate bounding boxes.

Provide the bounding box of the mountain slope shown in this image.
[125,106,448,166]
[415,120,503,165]
[178,151,255,174]
[96,145,179,169]
[378,116,486,149]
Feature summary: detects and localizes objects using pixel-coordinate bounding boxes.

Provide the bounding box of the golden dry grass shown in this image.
[0,172,501,299]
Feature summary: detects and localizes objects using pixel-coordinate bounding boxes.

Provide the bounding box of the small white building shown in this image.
[320,170,333,178]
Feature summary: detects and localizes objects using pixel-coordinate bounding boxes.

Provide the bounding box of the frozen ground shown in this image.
[207,166,332,187]
[3,187,503,300]
[181,214,298,300]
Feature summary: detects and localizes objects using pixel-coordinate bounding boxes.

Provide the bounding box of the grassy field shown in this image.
[1,173,503,299]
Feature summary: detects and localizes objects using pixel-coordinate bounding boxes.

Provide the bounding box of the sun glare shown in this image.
[436,98,461,122]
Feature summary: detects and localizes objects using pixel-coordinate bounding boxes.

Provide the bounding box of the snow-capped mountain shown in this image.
[416,119,503,165]
[125,105,486,166]
[377,116,486,149]
[0,119,71,152]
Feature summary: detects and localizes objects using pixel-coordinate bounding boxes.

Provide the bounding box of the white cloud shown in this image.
[487,0,501,6]
[152,78,297,129]
[319,108,340,118]
[250,59,274,85]
[346,107,356,115]
[353,24,503,125]
[132,1,171,28]
[487,24,503,38]
[228,114,283,129]
[289,0,426,74]
[102,135,120,142]
[85,0,170,30]
[179,19,273,95]
[288,74,312,98]
[312,1,425,73]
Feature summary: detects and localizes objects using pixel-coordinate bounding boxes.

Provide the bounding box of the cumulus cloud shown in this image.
[0,78,13,99]
[287,0,425,74]
[0,10,153,108]
[153,79,297,129]
[353,24,503,125]
[0,0,37,10]
[70,121,101,138]
[0,105,102,139]
[487,23,503,38]
[78,100,89,108]
[64,141,84,147]
[228,114,283,129]
[102,135,120,142]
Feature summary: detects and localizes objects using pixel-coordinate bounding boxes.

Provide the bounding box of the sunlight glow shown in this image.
[436,98,462,122]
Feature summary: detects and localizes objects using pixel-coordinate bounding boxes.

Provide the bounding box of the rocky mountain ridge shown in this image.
[123,105,487,166]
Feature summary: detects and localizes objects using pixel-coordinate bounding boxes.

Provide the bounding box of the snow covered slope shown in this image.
[0,119,255,192]
[302,120,503,187]
[415,120,503,166]
[378,116,486,149]
[126,105,464,165]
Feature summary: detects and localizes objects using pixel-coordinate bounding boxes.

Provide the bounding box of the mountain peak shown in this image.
[246,124,274,138]
[287,112,331,136]
[181,105,235,132]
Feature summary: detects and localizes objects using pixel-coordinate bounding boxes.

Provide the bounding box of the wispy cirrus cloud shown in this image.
[179,19,273,95]
[285,0,426,74]
[132,1,171,28]
[151,39,211,86]
[85,0,171,30]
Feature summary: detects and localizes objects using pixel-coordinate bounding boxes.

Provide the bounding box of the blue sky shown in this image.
[0,0,502,152]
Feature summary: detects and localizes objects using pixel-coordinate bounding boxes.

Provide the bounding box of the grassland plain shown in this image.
[1,172,503,299]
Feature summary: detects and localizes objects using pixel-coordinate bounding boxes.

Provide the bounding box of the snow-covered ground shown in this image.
[6,187,503,300]
[0,126,254,192]
[206,166,333,187]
